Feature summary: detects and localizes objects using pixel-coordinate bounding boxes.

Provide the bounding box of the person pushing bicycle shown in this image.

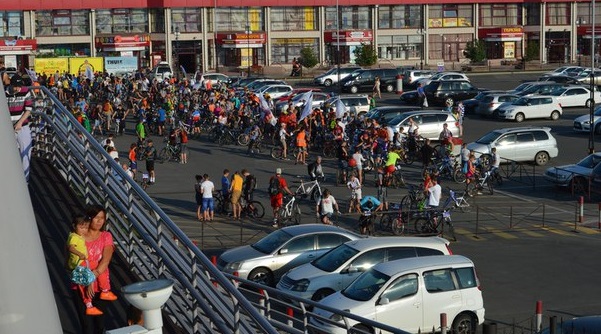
[358,196,383,235]
[316,189,340,225]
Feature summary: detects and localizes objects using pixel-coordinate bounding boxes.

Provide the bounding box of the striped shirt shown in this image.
[6,87,33,124]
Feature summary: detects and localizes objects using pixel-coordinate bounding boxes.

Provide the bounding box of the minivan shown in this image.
[386,110,460,141]
[276,236,451,302]
[365,106,422,125]
[340,68,400,94]
[322,95,371,116]
[314,67,361,87]
[467,126,558,166]
[424,80,480,107]
[310,255,485,334]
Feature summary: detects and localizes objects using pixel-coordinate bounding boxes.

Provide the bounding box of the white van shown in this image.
[277,236,451,302]
[310,255,485,334]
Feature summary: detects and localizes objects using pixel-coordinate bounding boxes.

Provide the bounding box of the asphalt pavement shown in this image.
[108,72,601,332]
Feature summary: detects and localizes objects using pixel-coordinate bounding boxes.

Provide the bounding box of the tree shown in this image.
[353,43,378,67]
[299,47,318,69]
[463,39,487,63]
[523,41,539,62]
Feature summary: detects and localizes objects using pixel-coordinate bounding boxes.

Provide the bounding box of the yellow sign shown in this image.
[429,18,443,28]
[443,18,458,27]
[68,57,104,76]
[34,58,69,75]
[241,48,251,68]
[502,27,522,34]
[458,18,472,27]
[504,42,515,58]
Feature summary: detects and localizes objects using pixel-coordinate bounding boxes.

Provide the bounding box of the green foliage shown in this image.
[353,43,378,66]
[463,39,487,63]
[299,47,319,68]
[523,41,539,61]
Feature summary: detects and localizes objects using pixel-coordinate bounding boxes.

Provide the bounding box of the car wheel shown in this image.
[350,324,374,334]
[515,112,525,122]
[248,268,274,287]
[550,110,560,121]
[311,288,335,302]
[534,151,550,166]
[324,79,333,87]
[452,313,476,334]
[445,98,454,107]
[586,99,594,108]
[350,86,359,94]
[385,84,394,92]
[571,177,587,194]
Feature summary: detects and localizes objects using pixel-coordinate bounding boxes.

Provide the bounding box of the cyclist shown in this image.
[358,195,383,235]
[491,147,501,174]
[337,141,350,183]
[242,169,257,202]
[425,176,442,209]
[346,172,362,213]
[307,156,325,181]
[438,122,454,154]
[269,168,294,227]
[316,189,340,225]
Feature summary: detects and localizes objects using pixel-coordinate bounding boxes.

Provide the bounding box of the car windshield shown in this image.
[475,131,503,144]
[387,115,407,127]
[429,73,443,80]
[512,83,534,92]
[550,88,568,96]
[576,154,601,169]
[251,229,294,254]
[342,268,390,301]
[552,67,568,73]
[512,97,531,106]
[312,244,360,272]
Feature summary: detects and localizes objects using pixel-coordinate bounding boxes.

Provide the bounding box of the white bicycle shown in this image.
[294,177,323,203]
[449,189,470,213]
[278,195,301,227]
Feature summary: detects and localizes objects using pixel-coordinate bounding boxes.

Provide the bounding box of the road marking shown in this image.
[487,227,519,239]
[537,225,574,236]
[511,228,545,238]
[455,228,486,241]
[561,222,601,235]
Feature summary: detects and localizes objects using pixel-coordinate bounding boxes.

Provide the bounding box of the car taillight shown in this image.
[446,244,453,255]
[489,103,494,108]
[475,269,482,291]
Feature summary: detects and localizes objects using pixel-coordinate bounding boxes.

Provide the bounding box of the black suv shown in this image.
[424,80,479,107]
[340,68,400,94]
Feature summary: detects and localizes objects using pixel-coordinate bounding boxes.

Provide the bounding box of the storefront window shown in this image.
[524,3,540,26]
[325,6,371,30]
[150,8,165,33]
[172,8,201,33]
[378,6,421,29]
[270,7,318,31]
[428,4,472,28]
[480,4,521,27]
[378,35,423,60]
[96,9,148,34]
[546,3,570,26]
[429,33,471,61]
[0,11,23,37]
[272,38,318,63]
[36,10,89,36]
[576,2,601,26]
[211,7,263,32]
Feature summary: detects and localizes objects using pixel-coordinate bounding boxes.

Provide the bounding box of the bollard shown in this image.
[287,307,294,327]
[258,289,265,316]
[549,316,557,334]
[211,255,217,266]
[396,74,403,94]
[440,313,448,334]
[535,300,543,332]
[483,322,497,334]
[578,196,584,224]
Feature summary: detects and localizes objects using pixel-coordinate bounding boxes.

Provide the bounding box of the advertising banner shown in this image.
[68,57,104,76]
[104,57,138,74]
[34,58,69,75]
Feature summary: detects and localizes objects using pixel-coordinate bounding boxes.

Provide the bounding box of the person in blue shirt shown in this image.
[221,169,231,214]
[157,105,167,136]
[358,195,383,234]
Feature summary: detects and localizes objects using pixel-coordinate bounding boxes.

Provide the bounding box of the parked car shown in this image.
[516,82,566,97]
[275,88,323,104]
[276,236,451,302]
[201,72,230,85]
[541,315,601,334]
[475,93,520,117]
[423,80,480,107]
[467,126,559,166]
[216,224,362,286]
[386,110,460,141]
[548,85,601,108]
[365,106,422,125]
[275,92,330,114]
[537,75,581,85]
[544,153,601,189]
[507,81,538,95]
[402,70,435,88]
[322,95,371,116]
[309,255,485,334]
[313,66,361,87]
[576,68,601,85]
[256,84,294,100]
[495,96,562,122]
[150,61,173,80]
[340,68,399,94]
[540,66,585,77]
[461,90,505,114]
[416,71,470,87]
[573,106,601,134]
[245,79,287,92]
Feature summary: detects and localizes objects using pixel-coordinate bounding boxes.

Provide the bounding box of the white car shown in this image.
[276,236,451,302]
[549,86,600,108]
[322,95,370,116]
[495,96,562,122]
[151,61,173,80]
[574,107,601,134]
[310,255,485,334]
[256,84,294,100]
[416,72,469,86]
[541,66,585,77]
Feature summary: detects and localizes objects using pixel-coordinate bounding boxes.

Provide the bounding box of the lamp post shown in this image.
[589,0,596,154]
[174,27,180,79]
[336,0,341,94]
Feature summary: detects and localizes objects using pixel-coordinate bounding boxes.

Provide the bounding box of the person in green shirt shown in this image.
[368,95,376,110]
[136,118,146,143]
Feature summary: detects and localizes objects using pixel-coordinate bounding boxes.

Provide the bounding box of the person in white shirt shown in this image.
[351,148,366,184]
[200,174,215,221]
[346,173,362,213]
[316,189,340,225]
[426,176,442,208]
[491,147,501,171]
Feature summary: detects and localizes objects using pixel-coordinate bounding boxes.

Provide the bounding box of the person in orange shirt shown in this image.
[295,125,308,165]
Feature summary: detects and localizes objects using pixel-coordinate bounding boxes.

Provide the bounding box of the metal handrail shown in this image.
[29,86,411,334]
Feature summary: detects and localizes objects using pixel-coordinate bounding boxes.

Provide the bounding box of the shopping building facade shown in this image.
[0,0,599,73]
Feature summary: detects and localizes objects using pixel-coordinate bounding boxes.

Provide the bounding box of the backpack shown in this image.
[268,176,282,196]
[246,174,257,192]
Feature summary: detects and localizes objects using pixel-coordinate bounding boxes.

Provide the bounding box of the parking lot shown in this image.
[111,70,601,331]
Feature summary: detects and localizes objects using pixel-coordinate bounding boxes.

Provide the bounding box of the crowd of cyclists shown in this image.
[34,67,501,237]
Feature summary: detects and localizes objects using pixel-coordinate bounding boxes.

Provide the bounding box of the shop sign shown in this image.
[95,35,150,48]
[0,38,37,52]
[34,58,69,75]
[69,57,104,76]
[104,57,138,74]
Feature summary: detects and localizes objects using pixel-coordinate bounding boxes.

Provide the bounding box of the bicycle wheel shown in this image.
[414,217,434,234]
[442,219,456,242]
[392,172,405,189]
[457,197,471,213]
[466,182,477,197]
[453,168,466,183]
[249,201,265,219]
[323,145,336,158]
[494,172,503,186]
[271,146,283,160]
[336,169,346,186]
[487,179,494,195]
[391,217,406,236]
[158,148,169,163]
[379,214,392,231]
[238,133,250,146]
[292,203,301,225]
[214,196,223,215]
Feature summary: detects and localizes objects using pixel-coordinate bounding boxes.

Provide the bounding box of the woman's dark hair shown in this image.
[85,205,106,230]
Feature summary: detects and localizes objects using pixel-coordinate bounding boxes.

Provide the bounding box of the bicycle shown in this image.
[400,183,426,222]
[294,177,323,203]
[158,138,186,163]
[357,208,377,236]
[271,138,299,160]
[239,196,265,219]
[140,172,151,191]
[277,195,301,227]
[413,206,456,241]
[449,189,471,213]
[213,191,230,216]
[466,169,494,197]
[379,202,406,236]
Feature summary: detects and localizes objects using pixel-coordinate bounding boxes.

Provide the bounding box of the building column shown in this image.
[165,8,174,66]
[319,7,325,64]
[265,7,271,66]
[423,4,429,66]
[201,7,209,72]
[90,10,96,57]
[540,3,547,63]
[372,5,378,52]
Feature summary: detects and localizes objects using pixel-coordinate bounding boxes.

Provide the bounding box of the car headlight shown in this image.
[330,311,349,322]
[584,121,591,125]
[291,279,310,292]
[344,81,353,86]
[225,262,242,271]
